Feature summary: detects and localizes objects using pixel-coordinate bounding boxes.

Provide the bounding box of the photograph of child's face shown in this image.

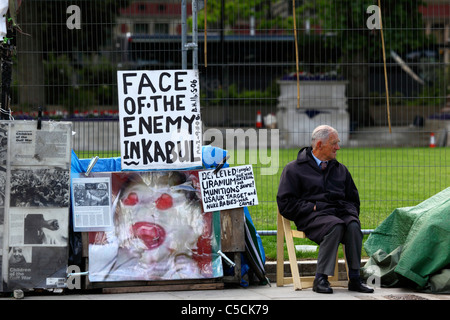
[88,171,218,282]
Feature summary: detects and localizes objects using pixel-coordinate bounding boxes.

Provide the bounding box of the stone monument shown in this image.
[276,79,349,147]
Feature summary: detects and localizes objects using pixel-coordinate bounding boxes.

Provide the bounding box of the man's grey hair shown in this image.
[311,125,338,148]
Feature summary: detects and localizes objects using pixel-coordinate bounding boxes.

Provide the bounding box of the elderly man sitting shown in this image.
[277,125,373,294]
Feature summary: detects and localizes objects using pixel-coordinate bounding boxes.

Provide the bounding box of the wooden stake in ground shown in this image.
[204,0,207,67]
[292,0,300,109]
[378,0,392,133]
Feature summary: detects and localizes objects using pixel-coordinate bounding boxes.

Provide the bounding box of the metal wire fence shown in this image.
[8,0,450,233]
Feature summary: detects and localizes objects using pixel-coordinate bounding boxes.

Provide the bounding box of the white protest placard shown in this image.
[117,70,202,170]
[199,165,258,212]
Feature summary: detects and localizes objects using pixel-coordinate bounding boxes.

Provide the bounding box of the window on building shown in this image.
[134,23,149,34]
[155,23,169,35]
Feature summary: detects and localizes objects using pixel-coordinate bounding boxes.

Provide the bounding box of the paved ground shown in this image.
[2,282,447,320]
[1,283,448,301]
[1,260,448,302]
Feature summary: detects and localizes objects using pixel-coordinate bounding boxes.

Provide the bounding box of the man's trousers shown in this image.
[316,221,363,276]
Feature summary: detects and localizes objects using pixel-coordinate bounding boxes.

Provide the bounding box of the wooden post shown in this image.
[220,208,245,283]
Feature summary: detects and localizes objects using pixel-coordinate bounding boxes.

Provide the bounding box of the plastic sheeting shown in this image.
[362,187,450,292]
[71,145,228,174]
[243,207,268,286]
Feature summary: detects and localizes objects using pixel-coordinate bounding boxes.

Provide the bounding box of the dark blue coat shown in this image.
[277,147,360,244]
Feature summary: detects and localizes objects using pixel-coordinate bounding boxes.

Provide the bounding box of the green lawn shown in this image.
[76,147,450,260]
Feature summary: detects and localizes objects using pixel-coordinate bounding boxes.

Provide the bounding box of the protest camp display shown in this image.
[67,69,222,284]
[117,70,202,171]
[79,70,221,282]
[0,68,260,290]
[0,121,72,292]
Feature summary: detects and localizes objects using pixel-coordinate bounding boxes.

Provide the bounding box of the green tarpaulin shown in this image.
[362,187,450,292]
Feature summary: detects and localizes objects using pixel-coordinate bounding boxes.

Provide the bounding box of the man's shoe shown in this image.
[348,278,374,293]
[313,277,333,294]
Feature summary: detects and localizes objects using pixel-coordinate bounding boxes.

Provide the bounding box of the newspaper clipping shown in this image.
[0,122,7,291]
[71,175,113,232]
[0,121,72,291]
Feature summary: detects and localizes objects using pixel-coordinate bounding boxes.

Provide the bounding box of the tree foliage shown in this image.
[312,0,427,58]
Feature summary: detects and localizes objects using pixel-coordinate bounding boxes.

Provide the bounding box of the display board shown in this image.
[85,170,222,282]
[0,121,72,291]
[117,70,202,171]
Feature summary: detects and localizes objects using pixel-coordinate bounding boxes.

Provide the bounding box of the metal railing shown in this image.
[8,0,450,233]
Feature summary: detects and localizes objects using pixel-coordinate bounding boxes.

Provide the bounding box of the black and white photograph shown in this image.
[0,123,7,169]
[73,181,110,207]
[8,208,69,247]
[10,168,70,207]
[0,123,7,292]
[5,246,32,290]
[0,209,4,292]
[0,209,4,250]
[0,172,5,207]
[24,213,64,245]
[8,246,31,267]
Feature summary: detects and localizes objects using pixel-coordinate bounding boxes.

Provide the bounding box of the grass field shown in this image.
[76,147,450,260]
[227,147,450,260]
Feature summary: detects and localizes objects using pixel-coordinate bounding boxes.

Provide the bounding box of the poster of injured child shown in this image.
[0,121,72,292]
[88,170,223,282]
